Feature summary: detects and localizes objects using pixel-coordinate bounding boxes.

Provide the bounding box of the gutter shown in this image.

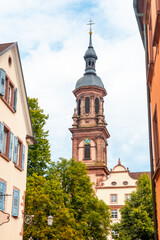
[133,0,144,47]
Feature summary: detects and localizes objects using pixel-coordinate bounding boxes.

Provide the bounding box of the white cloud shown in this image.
[0,0,150,172]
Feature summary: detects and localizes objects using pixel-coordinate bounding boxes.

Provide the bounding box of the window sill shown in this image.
[0,153,11,162]
[0,96,15,113]
[83,158,91,160]
[14,164,23,172]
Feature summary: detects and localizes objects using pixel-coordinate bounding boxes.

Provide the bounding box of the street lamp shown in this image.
[47,215,53,226]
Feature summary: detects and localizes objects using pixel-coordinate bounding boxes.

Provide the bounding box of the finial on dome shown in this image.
[87,19,95,48]
[118,158,121,165]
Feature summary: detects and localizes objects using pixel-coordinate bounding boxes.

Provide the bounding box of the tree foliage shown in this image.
[24,158,111,240]
[27,97,51,176]
[112,174,154,240]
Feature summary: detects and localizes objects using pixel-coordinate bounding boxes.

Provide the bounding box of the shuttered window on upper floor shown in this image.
[0,68,17,112]
[0,122,25,170]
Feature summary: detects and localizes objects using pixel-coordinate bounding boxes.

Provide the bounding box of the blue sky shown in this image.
[0,0,150,172]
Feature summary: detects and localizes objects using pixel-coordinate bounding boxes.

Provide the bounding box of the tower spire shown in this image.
[87,19,95,47]
[84,19,97,74]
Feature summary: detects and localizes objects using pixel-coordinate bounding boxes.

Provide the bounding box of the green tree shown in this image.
[24,159,111,240]
[23,173,81,240]
[27,97,51,176]
[112,174,154,240]
[47,158,111,239]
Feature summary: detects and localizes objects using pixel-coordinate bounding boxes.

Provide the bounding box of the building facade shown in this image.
[0,43,34,239]
[134,0,160,238]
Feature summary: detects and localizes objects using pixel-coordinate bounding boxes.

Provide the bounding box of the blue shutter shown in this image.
[13,136,18,164]
[14,88,17,112]
[9,132,14,160]
[0,69,6,96]
[0,122,4,153]
[12,189,20,217]
[0,181,6,211]
[21,145,25,170]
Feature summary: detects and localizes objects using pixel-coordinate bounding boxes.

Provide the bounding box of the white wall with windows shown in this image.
[0,43,34,240]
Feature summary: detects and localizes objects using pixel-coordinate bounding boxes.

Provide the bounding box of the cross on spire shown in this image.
[87,19,95,33]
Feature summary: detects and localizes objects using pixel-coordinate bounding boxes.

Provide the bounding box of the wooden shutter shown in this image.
[21,145,25,170]
[9,132,14,160]
[13,136,18,164]
[0,122,4,153]
[0,181,6,211]
[0,69,6,96]
[14,88,17,112]
[12,189,20,217]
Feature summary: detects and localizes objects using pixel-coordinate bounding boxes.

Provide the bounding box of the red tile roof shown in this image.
[0,42,15,54]
[129,171,151,179]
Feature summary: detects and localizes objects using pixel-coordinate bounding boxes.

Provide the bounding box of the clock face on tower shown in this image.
[84,138,90,145]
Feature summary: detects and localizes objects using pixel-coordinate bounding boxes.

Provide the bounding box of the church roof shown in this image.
[75,26,105,90]
[76,74,104,89]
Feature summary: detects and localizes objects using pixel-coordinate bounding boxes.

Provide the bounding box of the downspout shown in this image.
[143,23,158,240]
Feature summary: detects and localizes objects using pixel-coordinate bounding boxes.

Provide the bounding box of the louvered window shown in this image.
[95,98,99,114]
[85,145,90,159]
[85,97,90,114]
[78,99,81,116]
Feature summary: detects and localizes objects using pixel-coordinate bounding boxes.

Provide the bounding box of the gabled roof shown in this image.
[0,42,16,56]
[129,171,151,179]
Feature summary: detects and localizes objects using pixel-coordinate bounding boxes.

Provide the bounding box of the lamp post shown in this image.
[47,215,53,226]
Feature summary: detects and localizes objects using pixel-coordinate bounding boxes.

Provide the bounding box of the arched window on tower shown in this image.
[95,98,99,114]
[78,99,81,116]
[84,144,90,159]
[85,97,90,114]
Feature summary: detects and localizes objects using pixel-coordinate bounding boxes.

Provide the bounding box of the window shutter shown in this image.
[0,122,4,153]
[0,181,6,211]
[21,145,25,170]
[0,69,6,96]
[12,189,20,217]
[14,88,17,112]
[13,136,18,164]
[9,132,14,160]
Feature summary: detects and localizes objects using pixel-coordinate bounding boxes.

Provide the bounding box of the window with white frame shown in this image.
[111,194,117,203]
[111,210,118,219]
[125,194,131,200]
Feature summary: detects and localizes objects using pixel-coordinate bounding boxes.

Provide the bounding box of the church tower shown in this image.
[69,21,110,187]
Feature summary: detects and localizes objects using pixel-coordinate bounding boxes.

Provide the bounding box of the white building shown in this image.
[96,159,150,239]
[0,42,34,240]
